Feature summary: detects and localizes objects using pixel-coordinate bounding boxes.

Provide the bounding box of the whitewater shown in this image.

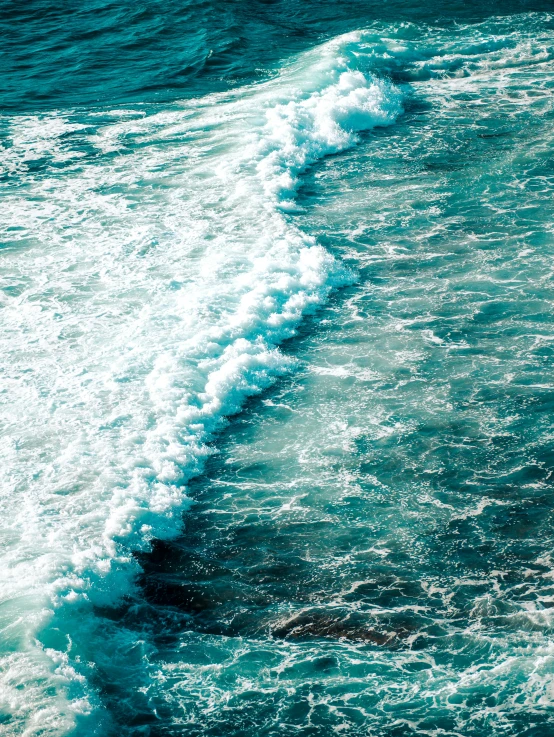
[0,33,402,734]
[4,5,554,734]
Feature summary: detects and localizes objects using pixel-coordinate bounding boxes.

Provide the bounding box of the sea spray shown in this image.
[0,32,402,734]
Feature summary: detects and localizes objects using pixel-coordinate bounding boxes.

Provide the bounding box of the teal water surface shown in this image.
[2,3,554,736]
[106,17,554,736]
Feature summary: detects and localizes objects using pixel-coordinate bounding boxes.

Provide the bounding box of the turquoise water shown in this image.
[2,3,554,735]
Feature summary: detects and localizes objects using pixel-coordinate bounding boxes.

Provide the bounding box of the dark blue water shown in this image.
[2,2,554,736]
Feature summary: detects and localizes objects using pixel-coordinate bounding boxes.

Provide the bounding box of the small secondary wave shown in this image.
[0,32,402,734]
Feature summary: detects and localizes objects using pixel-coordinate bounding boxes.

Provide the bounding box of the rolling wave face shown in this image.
[109,12,554,737]
[82,13,554,737]
[0,33,402,734]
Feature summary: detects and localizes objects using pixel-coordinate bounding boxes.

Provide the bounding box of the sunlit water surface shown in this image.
[2,3,554,735]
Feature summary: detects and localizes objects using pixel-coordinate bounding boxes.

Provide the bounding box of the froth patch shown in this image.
[0,30,403,733]
[257,71,402,208]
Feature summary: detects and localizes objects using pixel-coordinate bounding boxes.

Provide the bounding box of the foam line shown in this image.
[0,32,402,734]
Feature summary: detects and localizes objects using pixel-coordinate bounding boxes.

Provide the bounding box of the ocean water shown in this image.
[2,1,554,735]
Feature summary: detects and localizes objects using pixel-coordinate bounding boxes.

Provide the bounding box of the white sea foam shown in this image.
[0,32,402,733]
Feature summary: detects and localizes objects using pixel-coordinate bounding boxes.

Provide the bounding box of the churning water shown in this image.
[2,2,554,735]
